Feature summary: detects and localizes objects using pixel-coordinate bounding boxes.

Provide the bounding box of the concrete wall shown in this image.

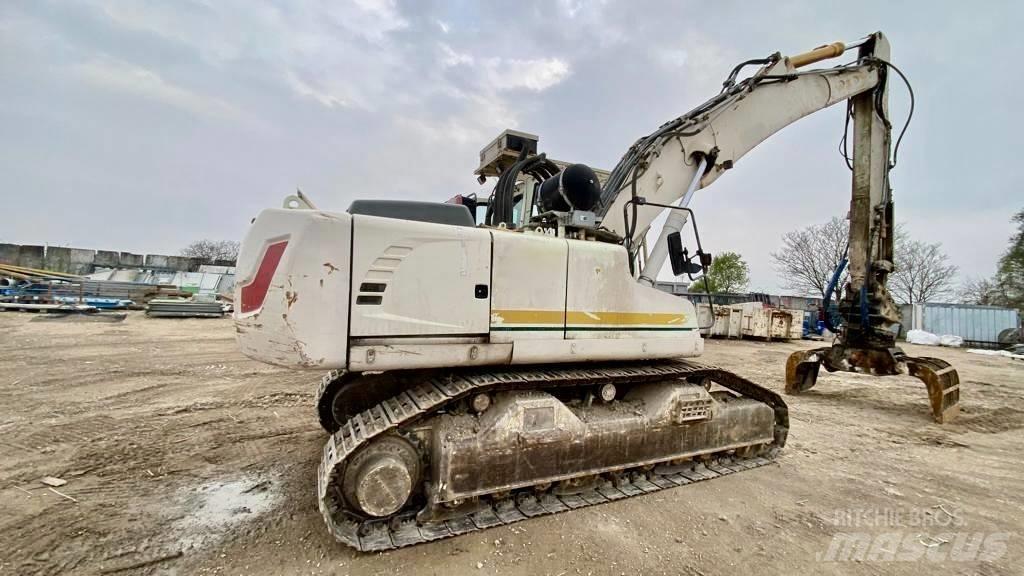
[43,247,99,275]
[94,250,120,268]
[120,252,144,267]
[0,243,220,275]
[166,256,201,272]
[68,249,98,275]
[18,245,45,270]
[44,247,75,273]
[0,244,19,265]
[144,254,169,269]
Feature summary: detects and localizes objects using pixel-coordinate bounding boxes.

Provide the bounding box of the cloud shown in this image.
[559,0,585,18]
[440,43,474,68]
[344,0,408,41]
[86,0,244,64]
[439,44,571,93]
[654,48,689,67]
[2,0,1018,294]
[74,57,244,121]
[395,93,518,145]
[285,71,350,109]
[485,58,572,92]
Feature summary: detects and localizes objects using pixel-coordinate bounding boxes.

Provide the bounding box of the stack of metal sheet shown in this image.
[1,262,188,307]
[146,299,225,318]
[74,280,188,303]
[86,267,235,298]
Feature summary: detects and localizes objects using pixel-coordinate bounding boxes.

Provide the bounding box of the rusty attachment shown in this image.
[785,346,961,423]
[906,357,960,424]
[785,349,823,394]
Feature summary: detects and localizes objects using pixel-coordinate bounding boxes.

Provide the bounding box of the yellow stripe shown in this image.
[492,309,685,326]
[491,309,565,325]
[566,311,686,326]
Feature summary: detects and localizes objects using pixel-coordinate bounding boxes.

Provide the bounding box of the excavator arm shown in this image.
[596,32,959,422]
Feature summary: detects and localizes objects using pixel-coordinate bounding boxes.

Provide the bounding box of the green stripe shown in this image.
[569,326,696,332]
[489,326,563,331]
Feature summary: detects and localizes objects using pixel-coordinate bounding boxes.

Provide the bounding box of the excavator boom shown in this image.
[590,32,958,422]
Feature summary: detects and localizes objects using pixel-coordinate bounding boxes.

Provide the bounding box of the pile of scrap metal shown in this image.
[696,301,805,341]
[0,262,187,310]
[146,298,227,318]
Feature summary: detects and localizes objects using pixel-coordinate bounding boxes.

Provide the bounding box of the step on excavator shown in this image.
[234,32,959,551]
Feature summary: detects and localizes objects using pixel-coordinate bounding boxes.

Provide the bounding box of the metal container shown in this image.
[696,302,803,340]
[900,303,1021,348]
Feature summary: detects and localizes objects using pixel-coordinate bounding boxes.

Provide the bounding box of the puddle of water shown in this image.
[171,475,280,551]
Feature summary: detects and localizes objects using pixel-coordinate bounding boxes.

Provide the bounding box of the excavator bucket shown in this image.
[785,349,823,395]
[785,347,960,423]
[905,357,960,423]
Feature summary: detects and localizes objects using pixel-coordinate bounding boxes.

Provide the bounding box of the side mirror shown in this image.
[668,232,702,276]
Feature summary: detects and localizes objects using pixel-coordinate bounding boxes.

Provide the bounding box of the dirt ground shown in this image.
[1,311,1021,576]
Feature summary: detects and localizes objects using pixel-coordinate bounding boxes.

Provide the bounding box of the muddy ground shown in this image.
[1,311,1021,576]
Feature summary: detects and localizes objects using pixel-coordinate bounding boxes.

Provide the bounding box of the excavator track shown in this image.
[315,360,788,552]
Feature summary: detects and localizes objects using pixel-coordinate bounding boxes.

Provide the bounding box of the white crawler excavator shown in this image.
[234,32,959,551]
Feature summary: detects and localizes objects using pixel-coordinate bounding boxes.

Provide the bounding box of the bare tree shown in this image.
[181,239,240,264]
[887,239,958,305]
[958,277,998,305]
[770,217,850,298]
[772,217,955,304]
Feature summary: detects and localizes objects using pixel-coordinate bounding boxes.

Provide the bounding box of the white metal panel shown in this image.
[179,272,204,292]
[234,208,351,369]
[216,274,236,294]
[489,231,568,342]
[349,342,512,371]
[697,304,730,337]
[349,215,491,337]
[728,308,742,338]
[110,269,140,282]
[565,239,698,339]
[198,272,221,293]
[786,309,804,340]
[511,335,702,364]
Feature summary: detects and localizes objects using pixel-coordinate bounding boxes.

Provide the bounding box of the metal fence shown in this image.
[653,282,823,311]
[900,303,1021,348]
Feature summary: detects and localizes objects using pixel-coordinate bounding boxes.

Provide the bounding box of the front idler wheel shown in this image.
[342,435,421,518]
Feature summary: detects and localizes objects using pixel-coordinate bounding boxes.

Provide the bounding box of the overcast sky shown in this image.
[1,0,1020,293]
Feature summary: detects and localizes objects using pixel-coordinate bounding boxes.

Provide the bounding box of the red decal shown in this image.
[240,241,288,313]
